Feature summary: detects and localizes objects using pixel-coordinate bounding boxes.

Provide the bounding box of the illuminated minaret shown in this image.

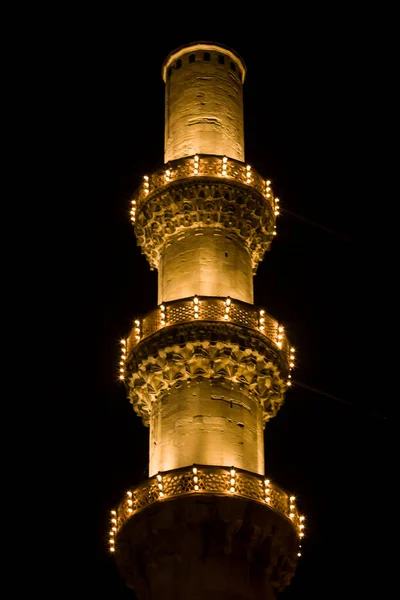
[110,42,305,600]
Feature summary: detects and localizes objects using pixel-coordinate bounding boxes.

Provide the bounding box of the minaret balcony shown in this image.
[108,464,305,544]
[124,295,293,369]
[131,154,278,220]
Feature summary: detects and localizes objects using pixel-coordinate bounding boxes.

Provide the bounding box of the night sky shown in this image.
[62,12,395,599]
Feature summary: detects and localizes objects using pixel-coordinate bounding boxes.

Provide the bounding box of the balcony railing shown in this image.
[108,464,305,551]
[131,154,277,218]
[125,296,293,366]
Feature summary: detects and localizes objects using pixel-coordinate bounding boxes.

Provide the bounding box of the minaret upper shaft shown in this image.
[163,42,246,163]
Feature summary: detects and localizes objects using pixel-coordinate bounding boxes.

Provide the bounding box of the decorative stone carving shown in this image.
[125,322,288,426]
[134,181,275,272]
[115,495,299,600]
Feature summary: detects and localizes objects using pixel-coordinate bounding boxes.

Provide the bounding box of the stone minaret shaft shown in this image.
[111,42,304,600]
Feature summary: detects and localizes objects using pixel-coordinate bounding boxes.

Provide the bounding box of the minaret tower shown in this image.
[110,42,305,600]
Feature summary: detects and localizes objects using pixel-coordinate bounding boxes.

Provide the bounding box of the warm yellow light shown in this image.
[223,156,228,163]
[264,479,270,486]
[111,510,116,515]
[194,484,199,490]
[287,381,292,386]
[224,314,229,320]
[158,483,163,490]
[290,363,294,368]
[112,526,117,531]
[277,334,283,340]
[121,339,126,345]
[290,496,295,502]
[226,297,231,306]
[193,467,198,474]
[300,524,305,529]
[277,342,282,349]
[127,508,133,513]
[194,169,199,174]
[290,505,295,510]
[111,518,116,524]
[109,538,115,545]
[230,478,235,486]
[194,305,199,312]
[259,317,265,324]
[193,476,198,483]
[127,499,132,506]
[157,474,162,482]
[225,306,230,313]
[109,531,114,536]
[161,320,166,326]
[119,368,124,373]
[288,374,291,378]
[134,319,140,326]
[194,155,199,161]
[299,532,304,538]
[275,197,279,203]
[119,361,124,366]
[266,193,271,198]
[193,296,199,304]
[289,513,294,519]
[260,325,265,331]
[265,489,270,495]
[291,347,295,352]
[119,375,124,380]
[160,305,165,311]
[159,491,164,498]
[265,497,271,503]
[144,175,149,181]
[194,314,199,319]
[230,487,235,493]
[127,491,132,497]
[266,180,271,185]
[297,552,301,557]
[230,469,235,477]
[246,165,251,171]
[278,326,284,332]
[259,309,265,316]
[300,516,305,521]
[110,547,115,552]
[273,231,277,235]
[165,169,170,176]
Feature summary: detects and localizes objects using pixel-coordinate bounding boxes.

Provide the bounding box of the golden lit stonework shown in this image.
[111,42,305,600]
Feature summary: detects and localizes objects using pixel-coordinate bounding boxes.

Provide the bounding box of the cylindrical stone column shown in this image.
[163,43,246,163]
[158,227,254,304]
[149,381,265,477]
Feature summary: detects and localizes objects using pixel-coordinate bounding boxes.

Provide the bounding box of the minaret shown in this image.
[110,42,305,600]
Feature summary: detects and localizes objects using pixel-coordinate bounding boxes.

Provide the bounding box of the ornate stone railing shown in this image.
[124,296,294,367]
[131,154,278,217]
[108,465,305,552]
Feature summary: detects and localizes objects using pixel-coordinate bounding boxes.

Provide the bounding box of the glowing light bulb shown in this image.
[264,479,270,486]
[265,496,271,502]
[297,552,301,557]
[290,513,294,519]
[193,296,199,305]
[300,516,305,521]
[246,165,251,171]
[194,484,199,491]
[223,156,228,163]
[278,326,284,332]
[194,155,199,161]
[110,547,115,552]
[230,469,235,477]
[299,532,304,538]
[157,474,162,482]
[226,297,231,306]
[193,467,197,474]
[111,510,116,515]
[287,381,292,386]
[160,305,165,311]
[275,197,279,203]
[159,491,164,498]
[119,375,124,380]
[127,491,132,497]
[230,487,235,493]
[194,169,199,174]
[224,314,229,320]
[300,524,305,529]
[111,518,117,524]
[127,499,133,506]
[121,339,126,345]
[230,478,235,486]
[259,309,265,316]
[290,496,295,502]
[193,476,198,483]
[266,180,271,185]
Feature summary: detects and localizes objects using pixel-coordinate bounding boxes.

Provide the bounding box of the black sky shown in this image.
[55,9,396,599]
